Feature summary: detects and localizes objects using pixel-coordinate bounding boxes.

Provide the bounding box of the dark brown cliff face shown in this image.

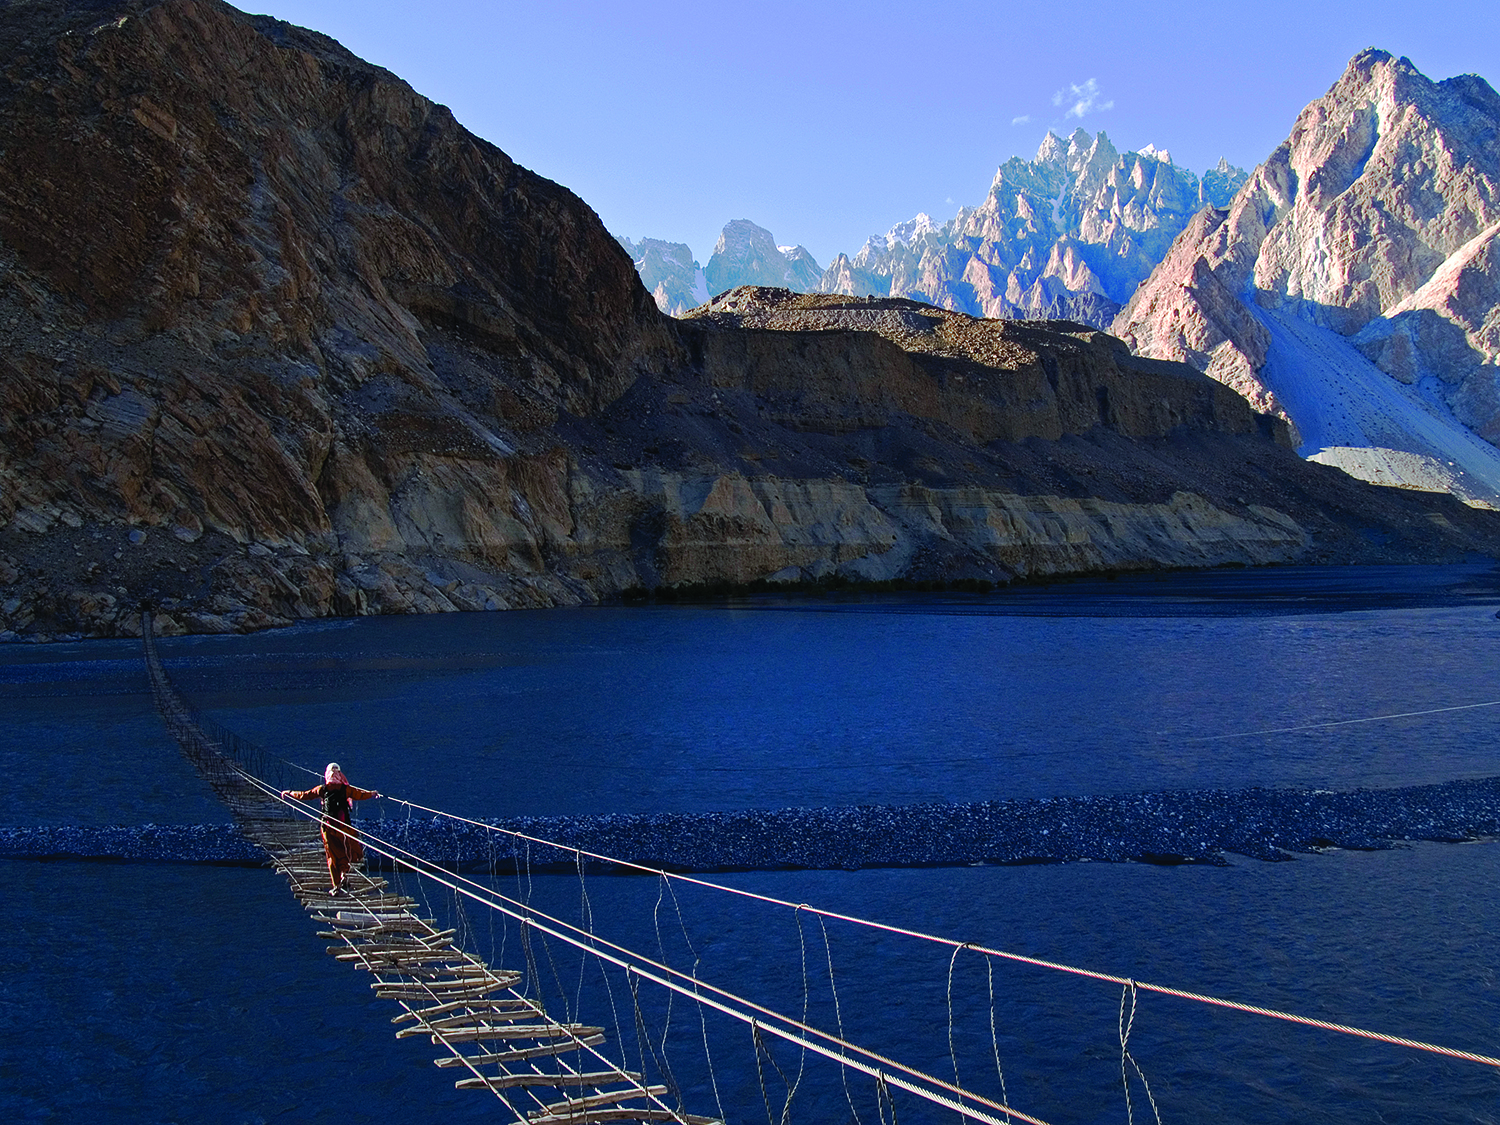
[683,290,1281,445]
[0,0,676,539]
[3,0,1500,641]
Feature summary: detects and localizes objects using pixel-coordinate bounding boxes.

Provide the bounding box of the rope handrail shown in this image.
[145,618,697,1124]
[237,774,1056,1125]
[1178,698,1500,741]
[230,769,1049,1125]
[385,797,1500,1071]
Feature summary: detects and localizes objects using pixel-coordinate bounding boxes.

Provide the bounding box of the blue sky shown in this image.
[253,1,1499,269]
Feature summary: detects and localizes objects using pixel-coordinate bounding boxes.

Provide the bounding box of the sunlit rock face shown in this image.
[703,220,822,297]
[617,236,709,316]
[816,130,1248,328]
[1115,50,1500,505]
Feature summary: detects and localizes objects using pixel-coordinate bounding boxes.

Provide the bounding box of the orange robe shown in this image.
[288,782,377,868]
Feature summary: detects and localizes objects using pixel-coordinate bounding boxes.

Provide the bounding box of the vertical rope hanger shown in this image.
[985,958,1011,1125]
[657,870,729,1125]
[1118,981,1162,1125]
[779,904,811,1125]
[815,913,863,1125]
[648,875,689,1111]
[948,943,968,1114]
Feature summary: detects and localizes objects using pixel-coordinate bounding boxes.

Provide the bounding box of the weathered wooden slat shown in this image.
[526,1111,694,1125]
[457,1070,643,1091]
[343,949,471,965]
[340,952,464,968]
[337,924,453,942]
[360,962,498,980]
[299,894,415,908]
[313,911,435,926]
[379,985,513,1002]
[328,938,454,955]
[374,976,520,1000]
[433,1034,608,1067]
[322,930,453,944]
[393,999,538,1023]
[433,1024,605,1045]
[425,1009,547,1029]
[395,1008,547,1037]
[372,970,516,988]
[534,1085,669,1116]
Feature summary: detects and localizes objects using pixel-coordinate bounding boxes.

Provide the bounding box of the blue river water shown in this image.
[3,565,1500,1123]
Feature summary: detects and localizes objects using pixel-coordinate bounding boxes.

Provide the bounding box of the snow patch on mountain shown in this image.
[1115,48,1500,505]
[704,220,822,297]
[815,128,1248,327]
[1258,308,1500,505]
[616,235,708,316]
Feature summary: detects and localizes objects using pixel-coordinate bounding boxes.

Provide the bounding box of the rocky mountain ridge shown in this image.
[615,236,708,317]
[1114,49,1500,506]
[623,133,1247,327]
[815,131,1248,327]
[617,220,822,316]
[3,1,1499,642]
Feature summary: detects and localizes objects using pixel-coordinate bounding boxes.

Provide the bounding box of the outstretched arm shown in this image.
[348,786,380,801]
[280,785,322,800]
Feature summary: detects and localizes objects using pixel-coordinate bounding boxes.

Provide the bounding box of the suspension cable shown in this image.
[385,796,1500,1071]
[234,770,1050,1125]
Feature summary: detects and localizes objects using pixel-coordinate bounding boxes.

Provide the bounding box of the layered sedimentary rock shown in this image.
[815,132,1248,327]
[1115,50,1500,505]
[3,2,1500,641]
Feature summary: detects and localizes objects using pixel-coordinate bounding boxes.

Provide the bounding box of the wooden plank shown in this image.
[536,1085,669,1115]
[333,920,452,936]
[455,1070,642,1091]
[432,1024,604,1045]
[339,951,464,965]
[393,999,538,1023]
[322,929,453,943]
[394,1009,548,1037]
[433,1035,608,1066]
[359,962,499,980]
[527,1107,682,1125]
[374,978,519,1000]
[426,1009,547,1029]
[372,971,517,988]
[344,950,472,966]
[312,912,435,926]
[299,895,415,908]
[327,938,454,955]
[379,985,513,1002]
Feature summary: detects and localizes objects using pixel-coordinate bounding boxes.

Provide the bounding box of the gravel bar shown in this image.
[4,777,1499,870]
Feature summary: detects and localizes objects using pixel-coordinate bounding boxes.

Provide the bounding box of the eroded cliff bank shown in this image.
[4,0,1500,640]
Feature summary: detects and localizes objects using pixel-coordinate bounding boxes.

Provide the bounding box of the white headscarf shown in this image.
[325,762,348,785]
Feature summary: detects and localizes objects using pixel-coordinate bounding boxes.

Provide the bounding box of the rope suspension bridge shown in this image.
[140,615,1500,1124]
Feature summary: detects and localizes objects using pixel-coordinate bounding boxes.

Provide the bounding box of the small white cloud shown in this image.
[945,197,955,205]
[1052,78,1113,120]
[1011,114,1031,126]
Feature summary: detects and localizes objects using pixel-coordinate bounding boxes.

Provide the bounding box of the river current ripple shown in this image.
[4,565,1500,1124]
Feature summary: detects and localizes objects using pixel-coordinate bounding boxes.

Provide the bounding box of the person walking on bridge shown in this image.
[281,763,380,895]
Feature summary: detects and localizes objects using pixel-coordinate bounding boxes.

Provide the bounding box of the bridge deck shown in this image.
[142,615,710,1125]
